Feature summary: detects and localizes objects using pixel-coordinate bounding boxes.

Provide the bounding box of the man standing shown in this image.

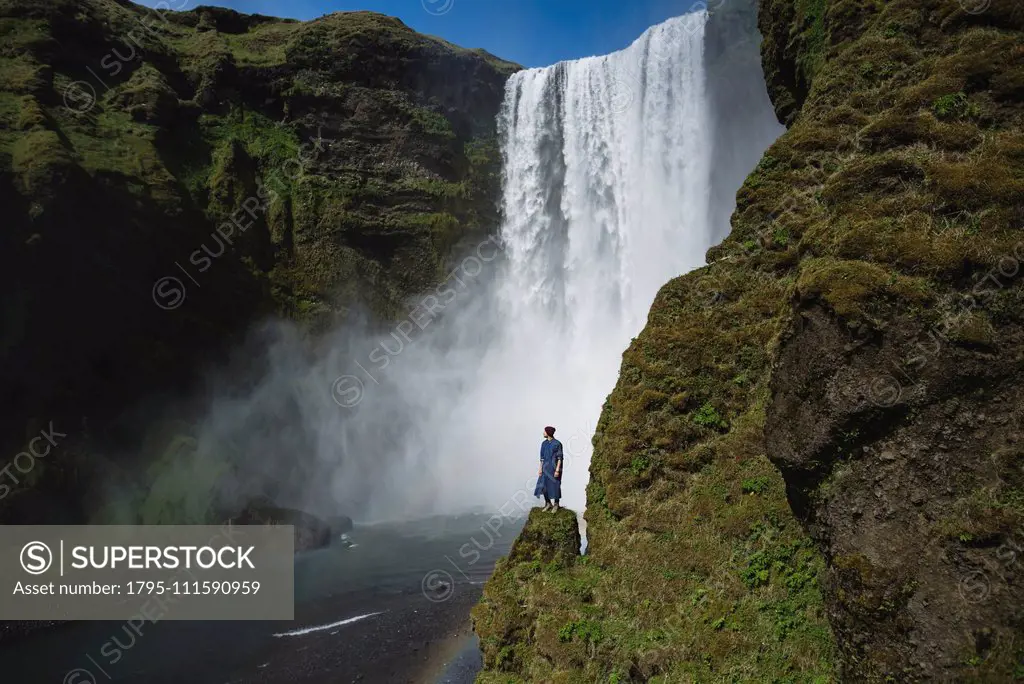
[534,426,563,512]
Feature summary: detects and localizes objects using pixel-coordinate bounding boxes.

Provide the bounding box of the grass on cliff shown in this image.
[202,109,301,193]
[480,1,1024,680]
[795,0,829,86]
[222,22,298,66]
[159,9,297,68]
[475,263,837,683]
[705,0,1023,679]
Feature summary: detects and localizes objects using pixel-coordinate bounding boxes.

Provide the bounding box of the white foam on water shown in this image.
[272,611,384,637]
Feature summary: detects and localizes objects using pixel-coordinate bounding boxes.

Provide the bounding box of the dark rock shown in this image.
[233,502,332,552]
[327,515,354,535]
[0,489,80,525]
[757,0,1024,679]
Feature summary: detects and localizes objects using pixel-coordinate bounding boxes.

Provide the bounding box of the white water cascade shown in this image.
[170,9,784,524]
[319,12,718,518]
[468,13,714,510]
[327,12,717,517]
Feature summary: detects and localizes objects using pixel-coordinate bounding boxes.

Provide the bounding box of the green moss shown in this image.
[221,22,297,65]
[742,476,773,495]
[410,106,456,139]
[15,95,46,130]
[112,64,178,124]
[932,92,979,121]
[947,310,995,346]
[161,24,233,79]
[0,55,49,94]
[11,129,77,193]
[204,110,300,172]
[281,11,517,77]
[861,110,981,153]
[795,257,932,322]
[773,226,792,247]
[397,176,467,199]
[934,463,1024,543]
[558,619,604,644]
[693,401,728,429]
[0,16,49,53]
[629,455,651,476]
[795,0,829,87]
[797,258,890,318]
[925,152,1024,212]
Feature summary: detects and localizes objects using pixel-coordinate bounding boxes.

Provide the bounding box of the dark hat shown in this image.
[544,426,556,437]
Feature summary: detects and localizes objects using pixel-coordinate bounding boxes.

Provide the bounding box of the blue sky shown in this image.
[134,0,701,68]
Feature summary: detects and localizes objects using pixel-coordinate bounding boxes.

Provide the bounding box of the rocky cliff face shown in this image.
[0,0,515,520]
[757,0,1024,678]
[475,0,1024,681]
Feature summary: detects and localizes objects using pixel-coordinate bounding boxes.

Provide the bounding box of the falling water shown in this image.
[139,9,784,525]
[473,13,713,509]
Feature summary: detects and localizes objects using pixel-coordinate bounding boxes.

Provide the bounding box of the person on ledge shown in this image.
[535,425,563,512]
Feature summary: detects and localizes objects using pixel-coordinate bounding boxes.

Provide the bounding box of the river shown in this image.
[1,514,520,684]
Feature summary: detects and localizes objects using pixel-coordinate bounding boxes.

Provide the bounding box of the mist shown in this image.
[130,9,783,525]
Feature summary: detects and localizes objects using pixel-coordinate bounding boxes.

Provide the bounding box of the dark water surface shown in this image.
[0,514,521,684]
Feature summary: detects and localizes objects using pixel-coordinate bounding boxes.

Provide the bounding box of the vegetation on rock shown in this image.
[0,0,517,521]
[473,4,836,682]
[756,0,1024,679]
[476,0,1024,681]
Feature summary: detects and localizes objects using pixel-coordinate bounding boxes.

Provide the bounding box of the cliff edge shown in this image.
[474,0,1024,681]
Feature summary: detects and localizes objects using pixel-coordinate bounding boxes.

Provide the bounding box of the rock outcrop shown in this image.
[756,0,1024,678]
[232,499,332,551]
[475,0,1024,681]
[473,508,583,678]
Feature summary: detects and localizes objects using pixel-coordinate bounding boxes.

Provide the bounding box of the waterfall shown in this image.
[480,13,713,510]
[176,9,784,524]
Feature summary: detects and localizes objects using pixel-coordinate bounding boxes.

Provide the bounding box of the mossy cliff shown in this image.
[474,0,1024,681]
[0,0,516,514]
